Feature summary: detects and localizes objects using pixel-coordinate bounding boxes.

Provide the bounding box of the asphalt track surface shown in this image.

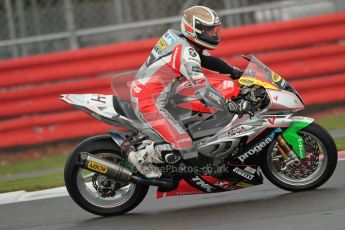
[1,161,345,230]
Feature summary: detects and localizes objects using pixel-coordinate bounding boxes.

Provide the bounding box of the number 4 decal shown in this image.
[91,95,106,103]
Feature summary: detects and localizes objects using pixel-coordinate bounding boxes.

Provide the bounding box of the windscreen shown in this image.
[241,55,304,104]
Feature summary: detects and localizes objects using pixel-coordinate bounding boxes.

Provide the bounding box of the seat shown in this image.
[112,96,140,122]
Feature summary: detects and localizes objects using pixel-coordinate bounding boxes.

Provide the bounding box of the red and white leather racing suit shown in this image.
[130,29,239,159]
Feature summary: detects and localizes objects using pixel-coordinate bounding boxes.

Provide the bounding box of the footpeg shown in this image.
[164,153,181,164]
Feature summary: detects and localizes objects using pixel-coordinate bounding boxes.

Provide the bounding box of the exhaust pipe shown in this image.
[130,174,178,190]
[78,152,177,190]
[78,152,133,182]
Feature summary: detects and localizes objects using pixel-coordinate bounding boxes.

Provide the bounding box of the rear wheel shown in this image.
[260,122,337,192]
[64,135,149,216]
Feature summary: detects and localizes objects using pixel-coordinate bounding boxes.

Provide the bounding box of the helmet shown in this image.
[180,6,221,50]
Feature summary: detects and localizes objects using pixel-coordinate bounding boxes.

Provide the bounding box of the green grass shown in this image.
[335,137,345,151]
[314,114,345,150]
[0,173,64,193]
[316,114,345,131]
[0,153,69,176]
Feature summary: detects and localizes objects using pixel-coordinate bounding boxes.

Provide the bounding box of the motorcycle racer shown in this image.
[129,6,250,178]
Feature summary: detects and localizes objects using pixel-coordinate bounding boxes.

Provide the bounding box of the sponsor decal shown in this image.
[273,96,278,101]
[91,95,106,103]
[222,80,234,88]
[238,138,272,162]
[188,48,197,57]
[228,126,246,137]
[233,167,255,180]
[153,46,162,55]
[244,166,256,174]
[207,91,222,105]
[183,47,200,64]
[157,38,167,50]
[87,162,108,174]
[298,139,304,155]
[239,78,254,85]
[191,176,214,192]
[240,77,278,90]
[271,73,282,82]
[163,32,175,45]
[177,137,191,144]
[237,128,282,162]
[192,65,202,73]
[191,73,206,85]
[292,117,314,123]
[267,117,276,125]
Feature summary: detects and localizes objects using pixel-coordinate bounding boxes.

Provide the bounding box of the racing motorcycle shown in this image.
[61,55,337,216]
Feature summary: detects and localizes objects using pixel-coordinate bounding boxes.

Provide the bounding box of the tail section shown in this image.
[60,93,137,131]
[60,94,118,118]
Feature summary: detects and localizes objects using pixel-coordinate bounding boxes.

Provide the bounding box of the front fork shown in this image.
[275,135,301,170]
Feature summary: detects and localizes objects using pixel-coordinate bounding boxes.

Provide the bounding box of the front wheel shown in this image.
[64,135,149,216]
[260,122,337,192]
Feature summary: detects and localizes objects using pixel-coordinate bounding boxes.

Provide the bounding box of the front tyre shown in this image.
[64,135,149,216]
[260,122,337,192]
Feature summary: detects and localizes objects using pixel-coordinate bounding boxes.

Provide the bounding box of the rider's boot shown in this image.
[128,141,165,178]
[128,141,198,178]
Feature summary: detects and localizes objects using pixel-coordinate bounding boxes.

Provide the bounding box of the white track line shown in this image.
[0,187,68,205]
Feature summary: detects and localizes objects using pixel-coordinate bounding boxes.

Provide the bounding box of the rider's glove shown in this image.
[230,67,244,80]
[227,99,254,118]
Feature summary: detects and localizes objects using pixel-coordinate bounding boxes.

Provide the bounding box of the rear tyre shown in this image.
[260,122,337,192]
[64,135,149,216]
